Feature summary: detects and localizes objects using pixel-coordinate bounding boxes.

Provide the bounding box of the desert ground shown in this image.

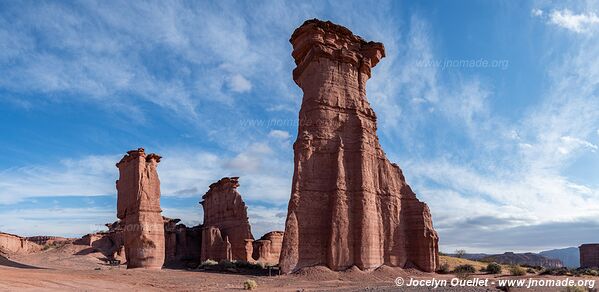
[1,243,596,291]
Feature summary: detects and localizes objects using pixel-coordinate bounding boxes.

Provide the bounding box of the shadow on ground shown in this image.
[0,255,44,269]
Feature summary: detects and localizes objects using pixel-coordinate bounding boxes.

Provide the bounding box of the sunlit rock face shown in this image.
[0,232,41,255]
[279,19,439,274]
[200,177,254,262]
[252,231,284,266]
[116,148,165,269]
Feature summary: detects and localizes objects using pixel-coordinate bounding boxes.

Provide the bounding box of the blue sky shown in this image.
[0,0,598,253]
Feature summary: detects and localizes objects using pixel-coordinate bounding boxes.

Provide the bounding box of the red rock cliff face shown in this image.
[200,177,254,262]
[0,232,41,255]
[252,231,284,266]
[279,19,439,273]
[580,244,599,268]
[116,148,165,269]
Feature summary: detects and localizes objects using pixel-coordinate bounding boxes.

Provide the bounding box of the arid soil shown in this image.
[1,244,597,291]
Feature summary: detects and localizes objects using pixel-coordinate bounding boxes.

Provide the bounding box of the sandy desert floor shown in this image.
[1,244,597,291]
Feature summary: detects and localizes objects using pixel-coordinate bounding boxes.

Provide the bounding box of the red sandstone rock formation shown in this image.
[75,221,126,263]
[200,177,254,262]
[0,232,41,255]
[580,244,599,268]
[116,148,165,269]
[164,217,180,263]
[164,217,202,264]
[75,218,202,267]
[252,231,284,266]
[172,224,202,264]
[279,19,439,274]
[26,236,70,246]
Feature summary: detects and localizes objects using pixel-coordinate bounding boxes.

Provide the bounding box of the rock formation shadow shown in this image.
[73,247,97,256]
[0,255,44,269]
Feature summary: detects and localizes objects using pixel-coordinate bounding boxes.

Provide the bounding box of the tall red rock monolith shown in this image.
[580,244,599,268]
[200,177,254,262]
[116,148,165,269]
[279,19,439,274]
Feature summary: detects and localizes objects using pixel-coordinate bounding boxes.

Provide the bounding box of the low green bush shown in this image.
[509,265,526,276]
[437,263,450,274]
[485,262,502,274]
[453,264,476,279]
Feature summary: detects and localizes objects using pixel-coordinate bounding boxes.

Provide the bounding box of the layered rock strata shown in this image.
[75,221,126,262]
[200,177,254,262]
[279,19,439,273]
[0,232,41,255]
[116,148,165,269]
[252,231,284,266]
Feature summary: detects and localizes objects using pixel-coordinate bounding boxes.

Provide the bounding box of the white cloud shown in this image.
[228,74,252,93]
[223,143,272,172]
[268,130,290,139]
[375,3,599,252]
[0,155,118,204]
[0,207,114,237]
[247,205,287,238]
[548,9,599,33]
[532,8,544,17]
[0,143,292,205]
[0,1,308,120]
[558,136,598,154]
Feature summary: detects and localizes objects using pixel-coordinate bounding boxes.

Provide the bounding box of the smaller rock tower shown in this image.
[116,148,165,269]
[200,177,254,262]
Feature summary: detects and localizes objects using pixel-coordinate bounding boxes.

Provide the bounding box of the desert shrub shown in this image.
[219,260,236,269]
[437,263,450,274]
[526,268,536,274]
[235,261,265,270]
[453,264,475,279]
[42,241,67,251]
[485,262,502,274]
[199,259,218,268]
[577,268,599,276]
[509,265,526,276]
[541,267,574,276]
[243,279,257,290]
[453,264,476,274]
[455,249,467,258]
[520,264,542,270]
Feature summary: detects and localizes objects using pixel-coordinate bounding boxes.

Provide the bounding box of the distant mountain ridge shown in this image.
[539,247,579,268]
[482,252,563,268]
[448,248,580,268]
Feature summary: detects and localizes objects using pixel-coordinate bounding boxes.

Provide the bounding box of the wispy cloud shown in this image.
[532,8,599,33]
[0,142,292,222]
[0,207,114,237]
[0,1,311,121]
[549,9,599,33]
[0,155,118,204]
[401,6,598,252]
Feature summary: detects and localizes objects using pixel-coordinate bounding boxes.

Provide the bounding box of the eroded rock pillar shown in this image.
[116,148,165,269]
[279,19,439,273]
